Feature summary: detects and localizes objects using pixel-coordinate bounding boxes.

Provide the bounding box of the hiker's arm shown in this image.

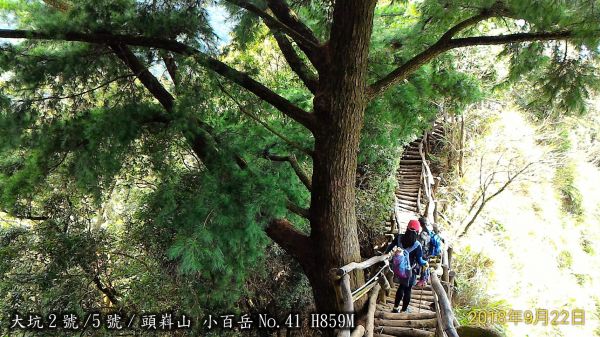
[416,246,427,266]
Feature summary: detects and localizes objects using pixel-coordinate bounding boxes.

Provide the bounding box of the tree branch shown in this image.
[449,30,574,47]
[225,0,322,81]
[162,52,179,88]
[16,74,135,102]
[263,149,312,191]
[216,81,313,156]
[265,219,313,263]
[225,0,319,52]
[0,29,316,132]
[368,14,585,100]
[458,161,535,238]
[92,274,120,306]
[438,11,495,41]
[265,0,322,67]
[286,200,310,219]
[266,0,319,45]
[1,209,49,221]
[107,44,248,169]
[109,44,176,111]
[271,31,318,93]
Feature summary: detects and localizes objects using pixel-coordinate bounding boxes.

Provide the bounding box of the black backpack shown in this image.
[418,231,431,257]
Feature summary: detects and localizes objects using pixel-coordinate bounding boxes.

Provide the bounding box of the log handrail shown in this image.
[333,254,393,337]
[419,140,436,223]
[336,253,391,277]
[431,272,459,337]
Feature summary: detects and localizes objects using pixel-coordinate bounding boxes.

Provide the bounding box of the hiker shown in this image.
[385,219,428,313]
[428,222,444,258]
[418,216,432,259]
[417,216,433,286]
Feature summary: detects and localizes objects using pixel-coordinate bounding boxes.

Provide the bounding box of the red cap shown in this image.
[408,219,421,232]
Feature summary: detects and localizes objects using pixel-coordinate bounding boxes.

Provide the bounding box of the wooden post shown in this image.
[350,325,365,337]
[447,246,453,271]
[448,270,456,302]
[337,274,353,337]
[431,273,459,337]
[340,274,354,312]
[378,271,391,302]
[433,292,444,337]
[442,249,449,295]
[433,177,441,223]
[365,284,381,337]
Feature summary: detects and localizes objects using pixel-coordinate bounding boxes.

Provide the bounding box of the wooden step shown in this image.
[398,172,422,176]
[375,311,435,320]
[396,202,418,206]
[396,190,418,197]
[396,189,419,195]
[398,164,421,167]
[397,175,422,180]
[397,183,420,188]
[395,189,419,198]
[374,318,436,329]
[398,180,421,184]
[376,306,435,317]
[396,197,419,205]
[397,171,421,176]
[397,176,421,181]
[396,191,419,196]
[398,166,421,170]
[399,160,423,165]
[397,200,418,206]
[375,325,435,336]
[397,181,420,185]
[396,188,419,194]
[384,300,433,311]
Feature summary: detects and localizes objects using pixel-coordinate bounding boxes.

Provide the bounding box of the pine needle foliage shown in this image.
[1,0,600,330]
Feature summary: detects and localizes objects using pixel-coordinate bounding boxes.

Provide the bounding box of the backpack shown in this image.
[391,240,419,280]
[430,232,442,256]
[418,231,431,258]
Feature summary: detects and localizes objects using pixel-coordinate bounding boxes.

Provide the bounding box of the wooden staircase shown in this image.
[373,283,438,337]
[333,121,458,337]
[392,123,445,234]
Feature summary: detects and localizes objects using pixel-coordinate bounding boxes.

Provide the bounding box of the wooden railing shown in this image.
[332,241,459,337]
[432,245,459,337]
[331,253,391,337]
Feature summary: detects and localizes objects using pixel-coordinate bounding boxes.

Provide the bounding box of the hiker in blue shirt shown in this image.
[385,219,428,313]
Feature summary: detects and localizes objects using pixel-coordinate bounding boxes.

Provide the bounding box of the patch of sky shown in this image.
[207,3,233,46]
[1,13,19,44]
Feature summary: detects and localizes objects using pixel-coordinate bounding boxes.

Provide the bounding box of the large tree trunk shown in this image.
[266,0,377,330]
[307,0,378,316]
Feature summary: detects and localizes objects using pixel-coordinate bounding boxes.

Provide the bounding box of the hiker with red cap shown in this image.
[384,219,428,313]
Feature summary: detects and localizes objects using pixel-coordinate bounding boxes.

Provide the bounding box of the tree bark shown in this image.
[300,0,378,319]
